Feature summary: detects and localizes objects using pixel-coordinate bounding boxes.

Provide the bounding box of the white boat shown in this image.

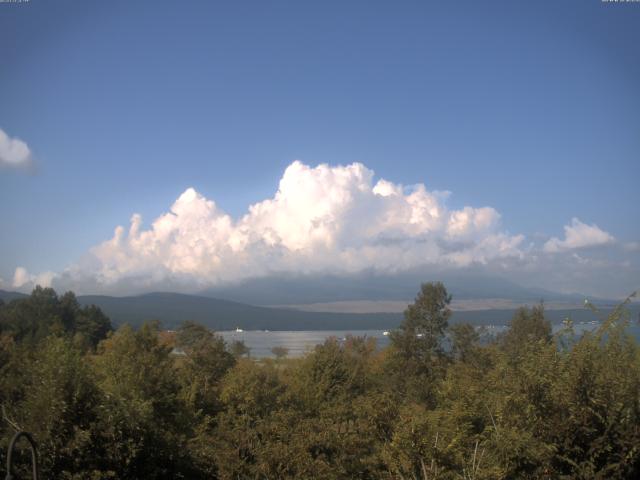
[235,327,244,333]
[382,331,390,336]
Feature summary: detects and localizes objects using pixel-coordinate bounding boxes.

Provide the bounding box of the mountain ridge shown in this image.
[3,288,635,331]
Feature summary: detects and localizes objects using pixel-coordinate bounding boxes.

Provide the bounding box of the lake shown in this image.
[219,321,640,358]
[219,329,392,358]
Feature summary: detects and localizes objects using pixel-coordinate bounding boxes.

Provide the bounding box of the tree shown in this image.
[0,286,62,343]
[402,282,452,341]
[92,322,197,479]
[546,305,640,479]
[213,359,287,479]
[229,339,250,358]
[175,321,235,415]
[501,303,551,356]
[74,304,112,348]
[0,288,112,348]
[387,282,452,403]
[0,336,105,478]
[449,323,480,364]
[175,321,211,350]
[271,345,289,360]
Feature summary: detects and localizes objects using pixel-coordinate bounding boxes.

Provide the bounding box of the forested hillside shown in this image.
[1,284,639,479]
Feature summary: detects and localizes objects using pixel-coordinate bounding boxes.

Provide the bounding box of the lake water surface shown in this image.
[219,322,640,358]
[219,329,391,358]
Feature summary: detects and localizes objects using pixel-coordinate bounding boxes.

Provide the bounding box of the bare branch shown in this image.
[1,404,22,432]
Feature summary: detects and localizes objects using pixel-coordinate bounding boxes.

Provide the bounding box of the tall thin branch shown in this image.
[1,404,22,432]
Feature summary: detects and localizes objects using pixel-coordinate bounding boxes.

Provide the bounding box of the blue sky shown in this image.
[1,0,638,297]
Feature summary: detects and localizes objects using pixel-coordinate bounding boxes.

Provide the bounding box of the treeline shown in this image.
[0,284,639,479]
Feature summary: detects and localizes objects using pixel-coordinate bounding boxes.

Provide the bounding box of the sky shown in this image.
[0,0,638,298]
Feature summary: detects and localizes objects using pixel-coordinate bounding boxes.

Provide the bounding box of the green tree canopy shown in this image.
[501,303,552,356]
[0,287,112,347]
[388,281,452,403]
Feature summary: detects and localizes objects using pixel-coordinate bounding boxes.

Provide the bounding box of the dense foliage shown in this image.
[1,284,639,479]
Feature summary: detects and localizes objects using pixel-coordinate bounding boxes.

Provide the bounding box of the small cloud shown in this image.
[0,128,33,171]
[543,218,615,253]
[12,266,55,290]
[12,267,30,288]
[623,241,640,252]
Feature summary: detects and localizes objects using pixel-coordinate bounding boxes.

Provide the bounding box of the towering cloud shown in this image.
[0,128,33,170]
[543,218,614,253]
[12,267,54,289]
[71,161,525,291]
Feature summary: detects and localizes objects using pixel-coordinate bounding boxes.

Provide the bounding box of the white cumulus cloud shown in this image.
[12,267,55,289]
[0,128,33,170]
[62,161,525,292]
[543,218,615,253]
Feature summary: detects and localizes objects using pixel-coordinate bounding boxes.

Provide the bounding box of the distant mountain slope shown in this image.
[4,288,633,331]
[200,272,593,305]
[76,292,402,330]
[76,292,637,330]
[0,289,28,303]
